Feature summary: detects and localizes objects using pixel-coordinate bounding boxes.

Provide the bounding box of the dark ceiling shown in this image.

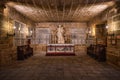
[1,0,116,22]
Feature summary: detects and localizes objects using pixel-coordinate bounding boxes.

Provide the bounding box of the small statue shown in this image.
[57,25,65,44]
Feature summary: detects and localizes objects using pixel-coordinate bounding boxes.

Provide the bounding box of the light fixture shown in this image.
[89,31,91,34]
[7,26,16,37]
[106,25,108,29]
[30,30,32,33]
[13,26,16,29]
[18,27,21,31]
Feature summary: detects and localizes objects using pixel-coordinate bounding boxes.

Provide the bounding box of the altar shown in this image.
[46,25,75,56]
[46,44,75,56]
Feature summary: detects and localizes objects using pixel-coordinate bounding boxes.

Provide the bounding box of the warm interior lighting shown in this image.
[30,31,33,33]
[92,27,96,36]
[89,31,91,34]
[106,26,108,29]
[90,5,108,13]
[18,27,21,31]
[13,26,16,29]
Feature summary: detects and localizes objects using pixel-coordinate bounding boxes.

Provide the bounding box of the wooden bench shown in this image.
[17,45,33,60]
[87,44,106,62]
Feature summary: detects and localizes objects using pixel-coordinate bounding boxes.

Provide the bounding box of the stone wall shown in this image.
[88,3,120,67]
[75,45,87,56]
[106,6,120,67]
[9,7,35,27]
[0,6,35,66]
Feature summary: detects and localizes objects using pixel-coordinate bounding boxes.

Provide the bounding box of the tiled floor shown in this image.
[0,53,120,80]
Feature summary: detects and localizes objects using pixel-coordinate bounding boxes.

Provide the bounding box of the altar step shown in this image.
[46,53,75,56]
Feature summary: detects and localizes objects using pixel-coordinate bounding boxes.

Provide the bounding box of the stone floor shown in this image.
[0,53,120,80]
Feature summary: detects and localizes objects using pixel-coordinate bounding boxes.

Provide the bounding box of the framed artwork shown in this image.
[111,38,117,45]
[108,35,112,40]
[35,28,50,44]
[116,30,120,40]
[111,34,117,45]
[116,35,120,40]
[70,28,86,45]
[107,33,117,45]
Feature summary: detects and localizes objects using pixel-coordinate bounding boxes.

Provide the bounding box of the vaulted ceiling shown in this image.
[4,0,115,22]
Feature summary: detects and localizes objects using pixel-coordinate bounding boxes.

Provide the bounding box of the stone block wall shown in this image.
[107,46,120,67]
[0,37,17,66]
[31,44,47,52]
[0,6,35,66]
[75,45,87,56]
[88,3,120,67]
[0,47,17,66]
[106,4,120,67]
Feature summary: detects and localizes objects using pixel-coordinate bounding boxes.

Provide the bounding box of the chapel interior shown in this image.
[0,0,120,80]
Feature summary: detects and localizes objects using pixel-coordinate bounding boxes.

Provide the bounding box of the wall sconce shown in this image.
[7,26,16,37]
[89,31,91,34]
[106,25,109,29]
[18,27,21,31]
[26,30,33,38]
[30,30,33,37]
[30,30,33,34]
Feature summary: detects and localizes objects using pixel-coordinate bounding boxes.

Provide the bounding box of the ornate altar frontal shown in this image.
[46,44,75,56]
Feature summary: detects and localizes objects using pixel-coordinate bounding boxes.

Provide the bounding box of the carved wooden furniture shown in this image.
[87,44,106,61]
[17,45,33,60]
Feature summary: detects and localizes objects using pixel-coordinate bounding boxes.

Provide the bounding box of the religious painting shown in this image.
[70,28,86,45]
[116,33,120,40]
[111,39,117,45]
[107,33,117,45]
[35,28,50,44]
[107,33,114,40]
[112,21,120,31]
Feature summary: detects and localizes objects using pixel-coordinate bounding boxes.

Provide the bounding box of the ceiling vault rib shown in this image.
[37,0,46,22]
[71,0,81,20]
[87,0,106,20]
[62,0,65,22]
[38,0,46,22]
[67,0,73,21]
[5,0,115,22]
[86,0,97,19]
[56,0,59,22]
[46,0,54,21]
[75,0,89,21]
[40,0,50,21]
[31,0,39,21]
